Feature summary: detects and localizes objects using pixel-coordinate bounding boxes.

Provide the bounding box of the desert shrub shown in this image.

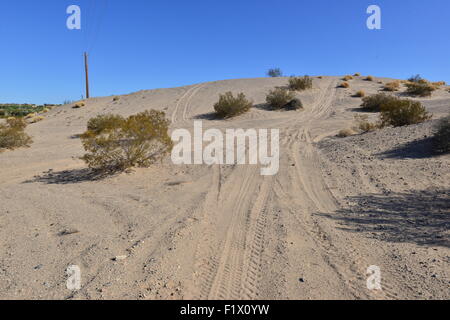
[365,76,374,81]
[28,116,45,124]
[288,76,313,91]
[80,110,173,172]
[339,82,350,88]
[0,104,46,118]
[433,116,450,154]
[354,73,361,77]
[384,81,401,92]
[266,88,296,110]
[73,102,86,109]
[86,114,126,134]
[24,113,37,120]
[0,118,32,150]
[342,75,354,81]
[317,76,323,79]
[267,68,283,78]
[213,92,253,119]
[354,90,365,98]
[405,81,436,97]
[432,81,446,87]
[354,114,379,133]
[360,93,398,112]
[379,99,431,127]
[113,96,120,102]
[337,128,357,137]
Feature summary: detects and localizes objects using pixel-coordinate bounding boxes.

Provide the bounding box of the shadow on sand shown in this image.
[317,189,450,248]
[376,137,435,159]
[24,168,115,185]
[192,112,220,120]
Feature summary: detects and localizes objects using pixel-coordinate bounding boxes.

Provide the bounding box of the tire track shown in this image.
[171,84,201,124]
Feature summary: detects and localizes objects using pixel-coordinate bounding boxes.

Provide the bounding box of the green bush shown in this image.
[266,88,296,110]
[80,110,173,172]
[405,81,436,97]
[0,118,32,151]
[379,99,431,127]
[267,68,283,77]
[0,104,45,118]
[86,114,126,134]
[433,116,450,154]
[288,76,313,91]
[213,92,253,118]
[360,93,398,112]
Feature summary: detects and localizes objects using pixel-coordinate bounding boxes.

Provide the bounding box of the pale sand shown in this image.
[0,76,448,299]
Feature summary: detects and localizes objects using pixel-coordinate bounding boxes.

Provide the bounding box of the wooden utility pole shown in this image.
[84,52,90,99]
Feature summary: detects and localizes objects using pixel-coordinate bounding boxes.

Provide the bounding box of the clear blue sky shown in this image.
[1,0,449,104]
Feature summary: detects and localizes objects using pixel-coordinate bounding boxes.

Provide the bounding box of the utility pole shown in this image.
[84,52,90,99]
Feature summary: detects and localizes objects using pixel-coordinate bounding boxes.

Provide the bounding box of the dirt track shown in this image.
[0,76,449,299]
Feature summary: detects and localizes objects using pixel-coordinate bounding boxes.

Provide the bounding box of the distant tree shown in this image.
[267,68,283,78]
[408,74,423,83]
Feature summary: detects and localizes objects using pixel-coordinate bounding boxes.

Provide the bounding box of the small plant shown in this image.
[266,88,296,110]
[354,114,379,133]
[288,76,313,91]
[24,113,37,120]
[354,90,365,98]
[80,110,173,172]
[432,81,446,87]
[339,82,350,88]
[337,128,357,137]
[342,75,354,81]
[28,116,45,124]
[317,76,323,79]
[267,68,283,78]
[405,81,436,97]
[360,93,398,112]
[433,116,450,154]
[213,92,253,118]
[379,99,432,127]
[365,76,374,81]
[0,118,32,151]
[383,81,401,92]
[73,102,86,109]
[113,96,120,102]
[354,73,361,77]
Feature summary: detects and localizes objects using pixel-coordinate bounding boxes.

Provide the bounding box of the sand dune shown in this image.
[0,76,449,299]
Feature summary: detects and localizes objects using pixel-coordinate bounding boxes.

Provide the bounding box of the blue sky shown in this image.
[1,0,449,104]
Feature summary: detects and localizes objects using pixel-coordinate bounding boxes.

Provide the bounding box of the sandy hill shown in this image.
[0,76,449,300]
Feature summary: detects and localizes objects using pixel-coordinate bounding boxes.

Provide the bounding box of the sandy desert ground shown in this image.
[0,76,449,300]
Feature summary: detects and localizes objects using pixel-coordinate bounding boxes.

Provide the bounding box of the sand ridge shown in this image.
[0,76,449,299]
